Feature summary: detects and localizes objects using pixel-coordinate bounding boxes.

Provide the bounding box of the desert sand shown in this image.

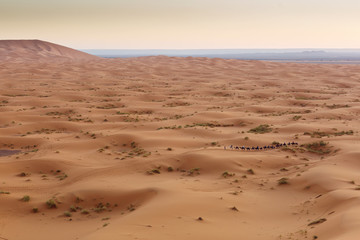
[0,40,359,240]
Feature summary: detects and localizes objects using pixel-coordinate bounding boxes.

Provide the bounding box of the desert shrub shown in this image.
[248,124,272,134]
[127,204,136,211]
[301,141,331,154]
[247,169,255,175]
[187,168,200,176]
[64,211,72,217]
[278,178,289,185]
[69,205,77,212]
[147,169,160,175]
[292,115,302,121]
[21,195,30,202]
[46,199,57,208]
[222,171,235,178]
[81,209,90,214]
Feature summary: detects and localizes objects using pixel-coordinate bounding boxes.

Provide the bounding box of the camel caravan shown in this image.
[224,142,298,151]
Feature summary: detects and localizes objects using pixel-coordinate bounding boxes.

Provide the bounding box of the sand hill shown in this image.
[0,42,359,240]
[0,40,99,62]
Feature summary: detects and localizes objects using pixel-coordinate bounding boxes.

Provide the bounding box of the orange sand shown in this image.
[0,40,360,240]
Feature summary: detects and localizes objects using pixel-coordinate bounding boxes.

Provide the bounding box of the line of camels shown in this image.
[225,141,298,151]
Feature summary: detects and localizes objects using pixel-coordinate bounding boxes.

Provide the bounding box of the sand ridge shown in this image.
[0,40,100,62]
[0,53,360,240]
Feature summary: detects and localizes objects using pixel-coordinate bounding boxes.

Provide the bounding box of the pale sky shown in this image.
[1,0,360,49]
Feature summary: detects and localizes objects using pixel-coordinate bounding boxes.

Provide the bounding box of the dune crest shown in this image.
[0,39,100,62]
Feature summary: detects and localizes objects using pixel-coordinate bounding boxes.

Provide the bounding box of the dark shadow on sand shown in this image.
[0,150,21,157]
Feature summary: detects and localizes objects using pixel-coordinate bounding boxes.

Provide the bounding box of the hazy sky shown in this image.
[1,0,360,49]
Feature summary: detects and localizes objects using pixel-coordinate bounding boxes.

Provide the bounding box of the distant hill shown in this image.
[0,40,100,62]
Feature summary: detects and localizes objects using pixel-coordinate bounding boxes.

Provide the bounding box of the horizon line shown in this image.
[80,48,360,50]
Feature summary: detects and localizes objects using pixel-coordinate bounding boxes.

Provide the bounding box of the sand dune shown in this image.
[0,40,99,62]
[0,42,360,240]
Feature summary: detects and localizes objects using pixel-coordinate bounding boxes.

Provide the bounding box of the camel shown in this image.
[223,142,298,152]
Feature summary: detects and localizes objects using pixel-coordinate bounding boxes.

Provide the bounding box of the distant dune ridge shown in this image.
[0,39,100,62]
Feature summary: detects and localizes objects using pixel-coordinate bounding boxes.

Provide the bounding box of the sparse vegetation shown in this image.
[187,168,200,176]
[96,104,119,109]
[301,141,331,154]
[81,209,90,214]
[64,211,72,217]
[278,178,289,185]
[147,169,161,175]
[93,203,107,213]
[21,195,30,202]
[56,173,68,180]
[326,104,349,109]
[69,205,77,212]
[222,171,235,178]
[308,218,327,226]
[18,172,30,177]
[46,199,57,208]
[163,101,191,107]
[333,130,354,136]
[127,204,136,211]
[248,124,272,134]
[246,169,255,175]
[292,115,302,121]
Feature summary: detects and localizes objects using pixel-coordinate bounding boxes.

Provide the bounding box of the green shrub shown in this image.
[188,168,200,176]
[69,205,77,212]
[147,169,161,175]
[292,115,302,121]
[46,199,57,208]
[64,211,72,217]
[248,124,272,134]
[21,195,30,202]
[278,178,289,185]
[222,171,235,178]
[301,141,331,154]
[81,209,90,214]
